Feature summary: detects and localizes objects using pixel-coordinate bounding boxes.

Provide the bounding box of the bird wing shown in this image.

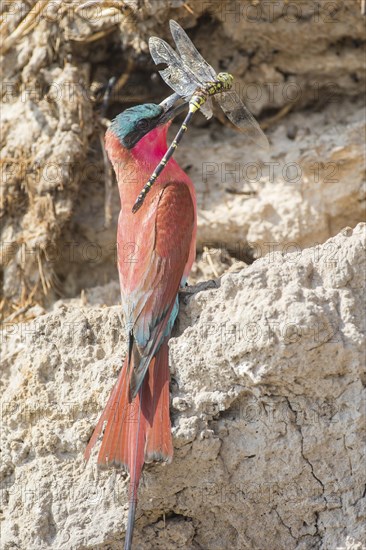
[117,181,195,397]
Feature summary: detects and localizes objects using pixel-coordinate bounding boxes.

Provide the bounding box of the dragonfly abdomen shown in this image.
[189,92,208,114]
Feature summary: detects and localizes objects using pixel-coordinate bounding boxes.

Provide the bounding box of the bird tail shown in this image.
[84,340,173,550]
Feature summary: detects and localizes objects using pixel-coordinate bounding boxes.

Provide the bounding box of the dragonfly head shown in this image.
[109,94,187,150]
[217,72,234,89]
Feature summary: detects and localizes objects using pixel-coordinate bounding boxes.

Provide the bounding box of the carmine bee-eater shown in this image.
[85,94,196,549]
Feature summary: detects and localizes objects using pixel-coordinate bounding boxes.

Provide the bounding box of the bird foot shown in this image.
[178,279,220,305]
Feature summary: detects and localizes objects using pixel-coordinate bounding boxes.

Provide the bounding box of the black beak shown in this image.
[156,93,188,126]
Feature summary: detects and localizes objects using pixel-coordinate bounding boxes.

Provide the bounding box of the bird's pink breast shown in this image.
[105,122,197,280]
[132,125,172,163]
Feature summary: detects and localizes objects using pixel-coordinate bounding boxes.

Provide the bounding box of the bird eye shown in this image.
[136,118,150,131]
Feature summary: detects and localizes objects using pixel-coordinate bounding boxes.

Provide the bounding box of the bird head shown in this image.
[108,94,186,151]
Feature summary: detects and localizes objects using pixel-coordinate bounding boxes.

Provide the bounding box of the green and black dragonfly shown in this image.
[132,19,269,213]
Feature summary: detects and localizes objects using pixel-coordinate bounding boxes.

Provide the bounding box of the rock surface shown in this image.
[177,98,366,253]
[1,225,365,549]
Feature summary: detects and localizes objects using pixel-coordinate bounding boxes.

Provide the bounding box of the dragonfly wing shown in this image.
[169,20,217,84]
[200,97,213,119]
[216,91,269,150]
[149,36,199,98]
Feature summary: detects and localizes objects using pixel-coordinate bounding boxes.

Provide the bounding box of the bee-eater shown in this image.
[85,94,196,549]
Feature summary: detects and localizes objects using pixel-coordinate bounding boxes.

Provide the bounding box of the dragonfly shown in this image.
[132,19,269,213]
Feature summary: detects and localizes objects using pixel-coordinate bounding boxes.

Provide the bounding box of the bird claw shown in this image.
[178,279,220,304]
